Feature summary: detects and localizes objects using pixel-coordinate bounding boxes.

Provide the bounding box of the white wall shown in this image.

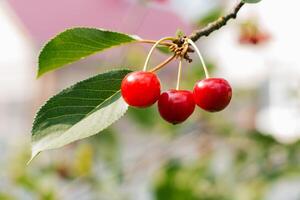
[0,1,35,141]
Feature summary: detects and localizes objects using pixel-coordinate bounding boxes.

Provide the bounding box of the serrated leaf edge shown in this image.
[37,27,141,77]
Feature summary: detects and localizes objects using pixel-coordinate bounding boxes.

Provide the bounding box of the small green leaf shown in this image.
[176,29,185,38]
[30,69,132,162]
[242,0,262,3]
[38,28,138,77]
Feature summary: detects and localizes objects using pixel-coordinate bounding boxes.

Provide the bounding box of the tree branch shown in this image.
[189,1,245,42]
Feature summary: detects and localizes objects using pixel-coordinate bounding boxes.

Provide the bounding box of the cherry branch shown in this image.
[189,1,245,42]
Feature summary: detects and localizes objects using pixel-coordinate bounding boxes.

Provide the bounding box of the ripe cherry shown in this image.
[121,71,161,108]
[158,89,195,124]
[193,78,232,112]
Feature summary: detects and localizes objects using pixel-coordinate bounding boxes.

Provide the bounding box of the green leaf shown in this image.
[175,29,185,38]
[30,69,132,162]
[38,28,138,77]
[242,0,262,3]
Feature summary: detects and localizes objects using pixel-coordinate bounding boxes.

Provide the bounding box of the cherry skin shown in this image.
[193,78,232,112]
[158,89,195,124]
[121,71,161,108]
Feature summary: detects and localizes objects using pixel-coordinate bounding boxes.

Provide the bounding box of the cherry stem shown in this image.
[176,58,183,90]
[149,54,176,73]
[143,37,175,72]
[139,39,172,46]
[187,39,210,79]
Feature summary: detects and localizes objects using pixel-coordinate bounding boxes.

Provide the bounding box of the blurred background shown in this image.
[1,0,300,199]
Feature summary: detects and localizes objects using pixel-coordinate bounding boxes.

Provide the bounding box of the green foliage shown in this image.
[154,160,231,200]
[73,143,94,176]
[181,61,215,89]
[153,130,300,200]
[242,0,262,3]
[30,69,132,161]
[0,193,14,200]
[32,27,141,160]
[128,106,159,128]
[91,128,120,165]
[38,28,137,77]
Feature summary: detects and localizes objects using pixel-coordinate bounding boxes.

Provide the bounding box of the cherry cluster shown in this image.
[121,38,232,124]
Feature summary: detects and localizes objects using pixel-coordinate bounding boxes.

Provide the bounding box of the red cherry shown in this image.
[193,78,232,112]
[158,90,195,124]
[121,71,161,108]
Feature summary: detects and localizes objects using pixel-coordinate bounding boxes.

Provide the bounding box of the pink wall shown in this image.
[7,0,190,44]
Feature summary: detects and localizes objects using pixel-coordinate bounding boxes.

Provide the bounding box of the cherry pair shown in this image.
[121,71,232,124]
